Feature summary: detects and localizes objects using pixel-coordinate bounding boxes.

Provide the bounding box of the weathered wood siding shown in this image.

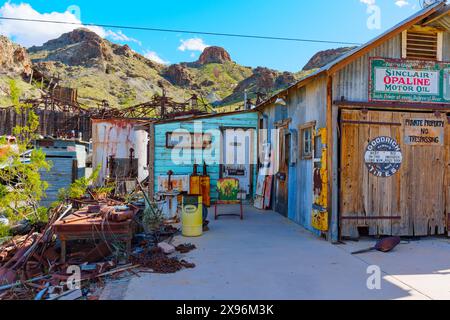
[0,108,91,140]
[340,109,448,237]
[153,112,259,201]
[331,27,450,239]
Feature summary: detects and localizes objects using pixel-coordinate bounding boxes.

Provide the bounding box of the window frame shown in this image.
[401,26,443,61]
[299,121,316,160]
[165,132,212,150]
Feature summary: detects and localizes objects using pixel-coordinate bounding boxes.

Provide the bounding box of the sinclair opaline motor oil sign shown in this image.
[370,58,450,103]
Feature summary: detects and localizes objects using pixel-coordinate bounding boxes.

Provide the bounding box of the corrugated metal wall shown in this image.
[153,112,259,201]
[39,142,88,208]
[443,32,450,61]
[40,157,75,208]
[289,77,327,234]
[260,75,327,234]
[333,35,403,102]
[92,119,149,185]
[333,30,450,101]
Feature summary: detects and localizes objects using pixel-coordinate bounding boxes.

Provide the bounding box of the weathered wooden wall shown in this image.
[340,109,449,237]
[0,108,91,141]
[330,26,450,240]
[154,111,259,202]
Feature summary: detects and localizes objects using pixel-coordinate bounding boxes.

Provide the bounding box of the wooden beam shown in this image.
[334,100,450,112]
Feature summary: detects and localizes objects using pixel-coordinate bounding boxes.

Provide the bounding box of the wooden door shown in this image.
[275,127,289,216]
[222,128,254,195]
[340,109,450,238]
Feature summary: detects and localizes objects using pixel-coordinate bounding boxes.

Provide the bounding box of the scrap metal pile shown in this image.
[94,93,211,120]
[0,196,197,300]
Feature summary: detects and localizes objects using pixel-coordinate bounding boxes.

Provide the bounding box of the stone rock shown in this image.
[275,72,296,87]
[113,44,134,58]
[158,242,176,255]
[303,46,356,71]
[163,64,193,87]
[29,28,114,69]
[198,46,232,64]
[0,36,32,75]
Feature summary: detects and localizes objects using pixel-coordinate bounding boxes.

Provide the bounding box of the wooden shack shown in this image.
[257,2,450,241]
[151,110,259,202]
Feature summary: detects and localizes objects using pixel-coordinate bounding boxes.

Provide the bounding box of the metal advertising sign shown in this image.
[404,117,445,146]
[364,136,403,178]
[370,58,450,103]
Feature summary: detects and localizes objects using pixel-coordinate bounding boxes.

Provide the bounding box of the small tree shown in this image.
[0,80,51,225]
[56,165,101,203]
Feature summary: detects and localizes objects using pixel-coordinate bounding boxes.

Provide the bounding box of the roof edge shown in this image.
[256,1,446,110]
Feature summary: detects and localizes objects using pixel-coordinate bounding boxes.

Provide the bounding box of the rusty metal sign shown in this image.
[370,58,450,103]
[364,136,403,177]
[404,117,445,146]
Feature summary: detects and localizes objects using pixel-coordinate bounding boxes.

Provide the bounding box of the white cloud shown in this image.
[144,50,169,65]
[106,30,141,46]
[395,0,410,7]
[178,38,209,52]
[0,2,140,47]
[360,0,376,5]
[360,0,410,8]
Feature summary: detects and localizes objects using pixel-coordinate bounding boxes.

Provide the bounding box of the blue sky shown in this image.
[0,0,422,71]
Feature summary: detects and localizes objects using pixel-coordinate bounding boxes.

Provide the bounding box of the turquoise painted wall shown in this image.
[154,112,259,201]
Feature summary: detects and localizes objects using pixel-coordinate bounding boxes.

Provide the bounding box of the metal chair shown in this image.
[214,178,244,220]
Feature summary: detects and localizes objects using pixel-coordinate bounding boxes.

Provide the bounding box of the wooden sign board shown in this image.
[157,175,190,192]
[404,117,445,146]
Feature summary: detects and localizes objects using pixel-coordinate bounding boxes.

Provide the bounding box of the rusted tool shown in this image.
[351,236,401,255]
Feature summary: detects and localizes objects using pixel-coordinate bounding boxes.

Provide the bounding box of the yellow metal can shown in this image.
[182,195,203,237]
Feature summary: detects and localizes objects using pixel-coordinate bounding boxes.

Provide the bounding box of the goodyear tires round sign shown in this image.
[364,136,403,178]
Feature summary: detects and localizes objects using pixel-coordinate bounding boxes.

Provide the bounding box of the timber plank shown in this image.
[340,110,360,238]
[340,109,447,238]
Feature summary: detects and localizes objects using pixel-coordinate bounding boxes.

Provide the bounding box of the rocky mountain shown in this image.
[302,46,356,71]
[197,46,232,65]
[0,28,320,109]
[0,36,32,76]
[0,36,39,105]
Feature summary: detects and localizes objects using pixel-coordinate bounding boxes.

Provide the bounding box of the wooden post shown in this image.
[147,122,155,200]
[60,240,66,264]
[327,75,338,242]
[72,159,78,182]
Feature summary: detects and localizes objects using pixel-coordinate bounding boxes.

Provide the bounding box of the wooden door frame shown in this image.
[274,123,290,217]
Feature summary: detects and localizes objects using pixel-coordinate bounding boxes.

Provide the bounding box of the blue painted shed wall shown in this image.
[39,141,88,208]
[154,112,259,201]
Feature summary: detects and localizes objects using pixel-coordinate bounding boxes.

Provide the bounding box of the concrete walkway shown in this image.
[101,206,450,300]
